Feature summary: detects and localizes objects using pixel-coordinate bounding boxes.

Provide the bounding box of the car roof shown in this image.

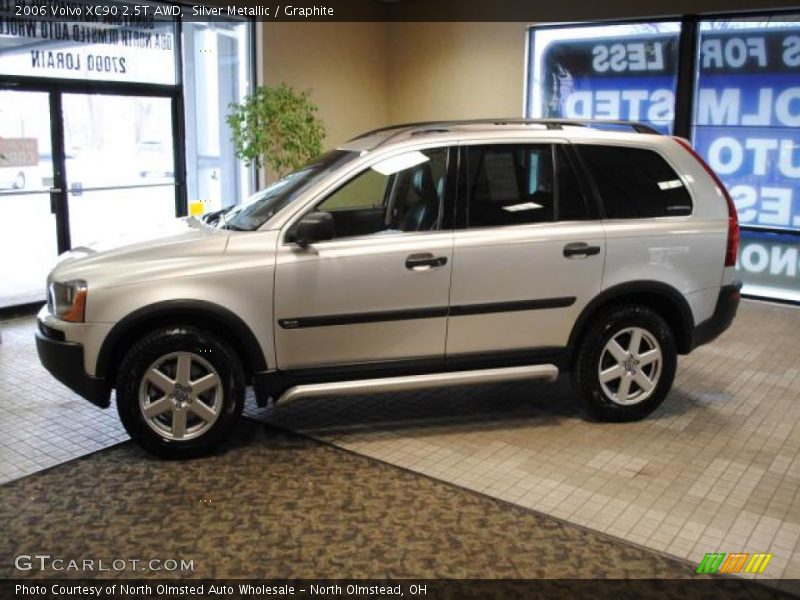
[338,119,666,153]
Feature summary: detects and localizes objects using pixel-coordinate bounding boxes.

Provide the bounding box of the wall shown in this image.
[260,21,528,140]
[386,22,526,123]
[261,22,391,149]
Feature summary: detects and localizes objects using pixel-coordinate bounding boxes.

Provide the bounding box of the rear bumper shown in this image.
[690,281,742,351]
[35,322,110,408]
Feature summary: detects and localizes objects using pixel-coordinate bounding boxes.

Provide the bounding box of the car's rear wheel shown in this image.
[572,305,676,422]
[116,326,245,459]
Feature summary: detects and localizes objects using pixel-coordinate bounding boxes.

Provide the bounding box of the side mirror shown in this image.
[291,211,335,247]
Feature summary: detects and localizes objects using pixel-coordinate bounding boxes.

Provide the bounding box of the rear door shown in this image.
[575,142,724,325]
[446,141,605,359]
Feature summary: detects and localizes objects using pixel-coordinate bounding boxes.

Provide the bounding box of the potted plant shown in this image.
[226,83,325,181]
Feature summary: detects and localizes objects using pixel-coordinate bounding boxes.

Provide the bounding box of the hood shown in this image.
[50,217,230,288]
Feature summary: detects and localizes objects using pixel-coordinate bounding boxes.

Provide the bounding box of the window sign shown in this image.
[692,21,800,233]
[0,138,39,167]
[0,0,177,84]
[737,230,800,302]
[527,23,682,133]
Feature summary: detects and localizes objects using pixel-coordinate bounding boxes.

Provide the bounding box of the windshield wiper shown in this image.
[223,222,248,231]
[217,207,247,231]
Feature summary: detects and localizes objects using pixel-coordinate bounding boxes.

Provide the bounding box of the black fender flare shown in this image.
[96,299,268,380]
[567,281,696,359]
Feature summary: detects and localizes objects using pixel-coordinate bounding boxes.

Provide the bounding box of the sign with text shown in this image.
[0,0,177,84]
[692,25,800,234]
[737,229,800,302]
[0,138,39,167]
[527,23,681,133]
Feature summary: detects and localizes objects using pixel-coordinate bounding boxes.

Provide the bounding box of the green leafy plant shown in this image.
[226,84,325,180]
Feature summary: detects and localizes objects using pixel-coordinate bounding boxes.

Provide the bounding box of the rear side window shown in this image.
[578,145,693,219]
[464,144,588,227]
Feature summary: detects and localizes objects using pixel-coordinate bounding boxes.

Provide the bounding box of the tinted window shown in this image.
[578,145,693,219]
[322,169,387,211]
[465,144,588,227]
[315,148,448,239]
[557,146,590,221]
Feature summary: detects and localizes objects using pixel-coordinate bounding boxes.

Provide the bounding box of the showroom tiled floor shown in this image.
[0,316,128,482]
[2,299,800,583]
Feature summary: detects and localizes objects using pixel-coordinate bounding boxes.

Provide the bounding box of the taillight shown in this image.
[673,137,739,267]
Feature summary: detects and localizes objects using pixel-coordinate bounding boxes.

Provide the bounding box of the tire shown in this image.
[572,304,677,422]
[13,171,25,190]
[115,326,245,459]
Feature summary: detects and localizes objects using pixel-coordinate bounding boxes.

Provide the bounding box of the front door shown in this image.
[274,147,454,370]
[446,142,605,358]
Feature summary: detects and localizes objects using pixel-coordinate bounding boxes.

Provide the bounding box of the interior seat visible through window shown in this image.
[464,143,588,227]
[316,147,448,239]
[393,161,442,231]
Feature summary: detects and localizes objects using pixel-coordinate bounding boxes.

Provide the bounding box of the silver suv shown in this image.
[36,119,742,458]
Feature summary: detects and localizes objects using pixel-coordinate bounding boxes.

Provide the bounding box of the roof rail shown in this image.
[348,118,661,145]
[532,119,662,134]
[350,121,450,140]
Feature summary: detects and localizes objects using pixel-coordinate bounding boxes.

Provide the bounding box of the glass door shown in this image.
[62,94,177,248]
[0,90,58,308]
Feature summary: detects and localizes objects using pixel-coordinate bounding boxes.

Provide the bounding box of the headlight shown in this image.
[48,280,88,322]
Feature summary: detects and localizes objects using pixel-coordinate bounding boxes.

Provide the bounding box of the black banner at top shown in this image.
[3,0,797,23]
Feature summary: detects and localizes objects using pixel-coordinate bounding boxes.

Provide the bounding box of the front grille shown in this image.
[38,320,66,341]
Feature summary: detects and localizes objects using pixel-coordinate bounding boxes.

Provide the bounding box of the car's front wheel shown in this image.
[116,326,245,459]
[572,305,677,422]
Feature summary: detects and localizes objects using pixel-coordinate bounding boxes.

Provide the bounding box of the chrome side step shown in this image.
[276,364,559,405]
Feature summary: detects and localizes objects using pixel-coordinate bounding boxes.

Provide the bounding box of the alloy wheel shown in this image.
[138,351,223,441]
[598,327,662,406]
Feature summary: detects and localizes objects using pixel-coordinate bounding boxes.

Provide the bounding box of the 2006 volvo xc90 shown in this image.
[36,119,742,458]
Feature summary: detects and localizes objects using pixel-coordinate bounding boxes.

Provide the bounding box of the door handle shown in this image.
[563,242,601,258]
[405,253,448,271]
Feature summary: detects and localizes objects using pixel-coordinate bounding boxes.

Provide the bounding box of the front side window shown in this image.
[577,145,693,218]
[464,144,588,227]
[223,150,358,231]
[315,148,448,239]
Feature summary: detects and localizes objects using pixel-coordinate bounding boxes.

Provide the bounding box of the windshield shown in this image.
[222,150,359,231]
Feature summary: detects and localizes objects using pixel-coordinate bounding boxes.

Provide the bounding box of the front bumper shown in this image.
[35,321,110,408]
[690,281,742,351]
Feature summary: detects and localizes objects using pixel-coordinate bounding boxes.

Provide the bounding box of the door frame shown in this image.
[0,75,186,253]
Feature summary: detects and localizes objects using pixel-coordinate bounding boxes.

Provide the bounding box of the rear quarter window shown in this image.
[577,145,693,219]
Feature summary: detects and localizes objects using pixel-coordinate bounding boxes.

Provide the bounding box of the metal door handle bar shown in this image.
[405,253,448,270]
[563,242,601,258]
